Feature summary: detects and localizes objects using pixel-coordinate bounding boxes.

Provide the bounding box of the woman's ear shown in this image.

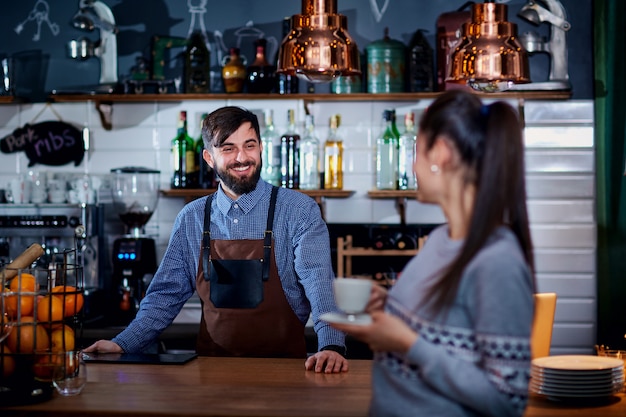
[429,136,454,170]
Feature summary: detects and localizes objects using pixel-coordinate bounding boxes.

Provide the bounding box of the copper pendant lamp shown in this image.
[277,0,361,83]
[447,0,530,92]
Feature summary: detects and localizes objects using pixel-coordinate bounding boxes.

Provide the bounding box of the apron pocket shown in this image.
[208,259,264,308]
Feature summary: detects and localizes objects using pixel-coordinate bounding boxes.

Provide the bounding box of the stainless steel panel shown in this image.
[536,274,595,297]
[524,126,594,148]
[530,224,596,248]
[534,249,595,274]
[526,175,594,199]
[554,299,596,322]
[552,324,596,348]
[525,150,594,173]
[528,201,594,223]
[524,100,594,125]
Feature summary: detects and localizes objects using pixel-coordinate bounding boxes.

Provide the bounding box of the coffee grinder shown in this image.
[109,167,160,325]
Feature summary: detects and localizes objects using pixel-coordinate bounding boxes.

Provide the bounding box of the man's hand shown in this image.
[82,340,124,353]
[304,350,349,373]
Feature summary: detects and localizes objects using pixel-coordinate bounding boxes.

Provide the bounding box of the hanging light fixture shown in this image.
[276,0,361,83]
[446,0,530,93]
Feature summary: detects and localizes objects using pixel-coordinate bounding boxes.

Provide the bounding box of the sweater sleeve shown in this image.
[405,243,533,417]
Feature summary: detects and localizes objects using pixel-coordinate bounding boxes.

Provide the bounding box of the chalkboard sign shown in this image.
[0,0,593,101]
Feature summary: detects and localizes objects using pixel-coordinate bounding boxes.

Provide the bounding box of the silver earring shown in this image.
[430,164,440,174]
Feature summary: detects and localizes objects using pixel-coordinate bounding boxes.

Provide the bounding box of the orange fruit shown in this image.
[51,286,84,316]
[1,345,16,378]
[33,351,65,382]
[4,287,35,318]
[37,295,64,323]
[50,324,75,352]
[5,316,49,353]
[9,273,37,293]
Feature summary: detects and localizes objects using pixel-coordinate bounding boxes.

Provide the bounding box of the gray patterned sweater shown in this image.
[370,225,533,417]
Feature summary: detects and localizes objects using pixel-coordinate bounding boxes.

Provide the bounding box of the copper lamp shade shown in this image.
[447,1,530,92]
[277,0,361,83]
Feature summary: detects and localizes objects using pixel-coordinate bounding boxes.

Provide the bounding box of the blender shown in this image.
[109,167,160,325]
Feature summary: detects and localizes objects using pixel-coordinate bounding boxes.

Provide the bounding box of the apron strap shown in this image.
[202,186,279,282]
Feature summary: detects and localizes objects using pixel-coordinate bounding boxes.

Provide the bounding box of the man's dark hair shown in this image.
[201,106,261,149]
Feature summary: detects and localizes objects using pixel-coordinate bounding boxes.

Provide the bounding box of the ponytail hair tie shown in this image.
[480,104,490,117]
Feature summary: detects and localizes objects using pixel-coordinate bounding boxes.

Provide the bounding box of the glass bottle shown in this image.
[299,115,320,190]
[407,29,435,92]
[324,114,344,190]
[261,109,281,186]
[184,31,211,93]
[246,38,275,94]
[280,109,300,189]
[375,109,399,190]
[276,17,299,94]
[398,112,417,190]
[222,47,246,93]
[171,111,196,189]
[195,113,215,189]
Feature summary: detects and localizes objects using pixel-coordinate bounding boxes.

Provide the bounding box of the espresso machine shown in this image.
[109,167,160,325]
[0,202,109,324]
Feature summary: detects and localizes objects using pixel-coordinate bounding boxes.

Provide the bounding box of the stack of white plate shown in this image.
[530,355,625,400]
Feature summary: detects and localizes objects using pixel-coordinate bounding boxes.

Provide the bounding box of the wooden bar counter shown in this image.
[1,357,624,416]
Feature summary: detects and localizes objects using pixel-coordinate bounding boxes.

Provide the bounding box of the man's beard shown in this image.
[214,160,262,195]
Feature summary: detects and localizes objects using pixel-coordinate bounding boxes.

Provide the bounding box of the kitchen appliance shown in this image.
[0,202,108,325]
[509,0,572,91]
[55,0,119,94]
[109,167,160,326]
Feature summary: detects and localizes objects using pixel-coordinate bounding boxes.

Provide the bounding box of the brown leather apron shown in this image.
[195,187,306,358]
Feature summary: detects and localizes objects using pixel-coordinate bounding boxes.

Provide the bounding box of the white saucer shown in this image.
[320,312,372,326]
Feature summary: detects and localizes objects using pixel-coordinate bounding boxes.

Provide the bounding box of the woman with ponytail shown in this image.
[330,90,535,417]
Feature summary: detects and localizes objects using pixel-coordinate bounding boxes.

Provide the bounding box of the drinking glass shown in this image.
[52,351,87,396]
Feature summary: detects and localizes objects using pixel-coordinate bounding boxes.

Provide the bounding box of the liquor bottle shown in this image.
[398,112,417,190]
[407,29,435,92]
[371,233,395,250]
[246,38,275,94]
[171,111,196,189]
[280,109,300,189]
[195,113,215,189]
[260,109,281,186]
[376,110,400,190]
[184,31,211,93]
[323,114,343,190]
[276,17,299,94]
[222,47,246,93]
[393,231,418,250]
[299,115,320,190]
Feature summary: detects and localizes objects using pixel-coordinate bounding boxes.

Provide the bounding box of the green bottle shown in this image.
[171,110,196,189]
[375,109,400,190]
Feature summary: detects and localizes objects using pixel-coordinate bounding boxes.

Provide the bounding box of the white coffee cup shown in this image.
[333,278,373,315]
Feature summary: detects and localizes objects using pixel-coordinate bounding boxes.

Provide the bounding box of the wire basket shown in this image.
[0,249,84,405]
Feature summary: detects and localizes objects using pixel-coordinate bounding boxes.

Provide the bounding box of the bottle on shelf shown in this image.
[323,114,344,190]
[171,110,196,189]
[184,31,211,94]
[299,115,320,190]
[280,109,300,189]
[398,111,417,190]
[276,17,299,94]
[260,109,281,186]
[195,113,216,189]
[393,231,418,250]
[222,47,247,94]
[371,233,395,250]
[375,109,400,190]
[246,38,275,94]
[407,29,435,92]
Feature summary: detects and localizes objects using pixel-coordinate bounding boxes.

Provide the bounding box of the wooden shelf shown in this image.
[161,188,354,219]
[49,91,572,104]
[367,190,416,225]
[336,235,423,277]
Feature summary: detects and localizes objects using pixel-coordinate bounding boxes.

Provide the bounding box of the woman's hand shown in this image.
[365,283,388,314]
[330,311,418,354]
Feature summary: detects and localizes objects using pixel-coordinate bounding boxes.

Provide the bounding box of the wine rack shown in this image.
[336,234,426,277]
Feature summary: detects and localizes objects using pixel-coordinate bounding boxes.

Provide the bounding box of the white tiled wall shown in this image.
[0,98,596,354]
